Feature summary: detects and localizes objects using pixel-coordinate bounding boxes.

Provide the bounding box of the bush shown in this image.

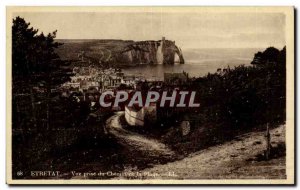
[192,46,286,129]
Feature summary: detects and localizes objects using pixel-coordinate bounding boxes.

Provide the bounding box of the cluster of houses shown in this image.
[61,66,141,94]
[60,66,192,127]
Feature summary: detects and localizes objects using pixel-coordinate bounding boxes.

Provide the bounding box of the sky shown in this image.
[13,11,286,49]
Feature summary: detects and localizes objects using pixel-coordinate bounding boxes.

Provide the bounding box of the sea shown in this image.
[122,48,263,80]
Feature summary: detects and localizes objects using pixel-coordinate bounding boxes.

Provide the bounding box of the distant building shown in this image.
[125,105,144,126]
[62,82,80,89]
[108,75,122,88]
[122,76,136,87]
[100,75,122,91]
[125,103,157,127]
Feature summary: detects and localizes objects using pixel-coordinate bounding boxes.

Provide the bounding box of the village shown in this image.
[60,66,196,127]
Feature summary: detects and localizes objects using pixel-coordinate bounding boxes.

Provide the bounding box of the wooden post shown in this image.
[265,70,271,160]
[265,123,271,160]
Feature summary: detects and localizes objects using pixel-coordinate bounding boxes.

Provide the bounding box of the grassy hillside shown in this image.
[55,39,134,66]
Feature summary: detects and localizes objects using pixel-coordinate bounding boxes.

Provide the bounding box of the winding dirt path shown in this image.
[105,112,175,158]
[130,125,287,180]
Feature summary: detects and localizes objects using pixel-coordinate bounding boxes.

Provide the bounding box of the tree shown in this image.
[251,47,280,66]
[12,16,72,129]
[192,46,286,128]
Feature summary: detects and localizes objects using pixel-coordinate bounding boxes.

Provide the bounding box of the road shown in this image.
[122,125,286,180]
[105,112,175,158]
